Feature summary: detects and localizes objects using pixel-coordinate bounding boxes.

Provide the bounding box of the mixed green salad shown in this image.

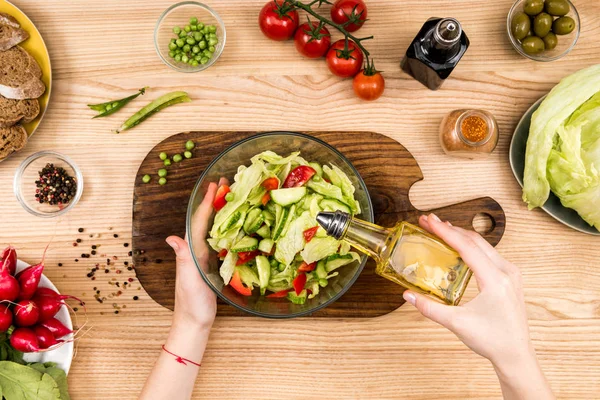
[207,151,361,304]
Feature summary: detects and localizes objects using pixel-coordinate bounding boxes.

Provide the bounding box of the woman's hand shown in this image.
[402,214,554,400]
[166,180,225,331]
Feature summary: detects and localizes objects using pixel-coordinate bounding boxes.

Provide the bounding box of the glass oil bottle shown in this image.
[400,17,470,90]
[316,211,472,305]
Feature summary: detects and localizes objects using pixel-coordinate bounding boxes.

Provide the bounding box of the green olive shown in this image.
[523,0,544,15]
[533,13,553,37]
[553,16,575,35]
[545,0,570,16]
[521,36,545,54]
[542,32,558,50]
[511,12,531,40]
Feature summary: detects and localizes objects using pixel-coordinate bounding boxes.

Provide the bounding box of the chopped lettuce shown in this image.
[301,237,340,264]
[307,179,344,202]
[211,162,265,237]
[219,250,238,285]
[274,212,315,266]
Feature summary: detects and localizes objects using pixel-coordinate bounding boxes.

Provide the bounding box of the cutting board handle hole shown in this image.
[472,213,495,235]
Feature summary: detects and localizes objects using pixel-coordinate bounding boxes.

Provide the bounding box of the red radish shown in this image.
[33,325,59,349]
[14,300,39,327]
[0,246,17,275]
[0,305,13,332]
[16,264,44,300]
[15,246,47,300]
[33,287,85,321]
[10,327,40,352]
[0,260,20,302]
[40,317,72,338]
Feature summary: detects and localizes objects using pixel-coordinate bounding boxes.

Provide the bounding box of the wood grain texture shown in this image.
[132,131,505,316]
[0,0,599,398]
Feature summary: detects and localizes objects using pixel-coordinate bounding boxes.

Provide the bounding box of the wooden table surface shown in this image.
[1,0,599,398]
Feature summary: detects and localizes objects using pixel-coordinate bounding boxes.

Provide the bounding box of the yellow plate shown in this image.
[0,0,52,137]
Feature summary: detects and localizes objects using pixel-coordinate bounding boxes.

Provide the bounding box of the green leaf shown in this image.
[0,361,61,400]
[45,367,70,400]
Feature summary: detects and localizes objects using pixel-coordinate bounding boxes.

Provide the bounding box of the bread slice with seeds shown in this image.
[0,13,21,29]
[0,46,45,99]
[0,24,29,51]
[0,124,27,159]
[0,95,39,127]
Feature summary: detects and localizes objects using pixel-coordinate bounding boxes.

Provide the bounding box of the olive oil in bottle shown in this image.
[316,211,472,305]
[400,17,470,90]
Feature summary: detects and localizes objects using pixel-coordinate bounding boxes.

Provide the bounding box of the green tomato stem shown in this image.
[288,0,372,57]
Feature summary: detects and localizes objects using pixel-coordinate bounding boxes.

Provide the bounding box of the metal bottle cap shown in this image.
[316,210,351,240]
[433,18,462,46]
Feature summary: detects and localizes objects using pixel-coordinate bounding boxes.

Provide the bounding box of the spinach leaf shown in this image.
[0,361,60,400]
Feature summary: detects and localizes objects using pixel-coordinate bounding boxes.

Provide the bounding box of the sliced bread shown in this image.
[0,24,29,51]
[0,13,20,29]
[0,95,39,127]
[0,124,27,159]
[0,46,45,99]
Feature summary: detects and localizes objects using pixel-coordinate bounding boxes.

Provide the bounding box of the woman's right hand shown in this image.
[403,214,554,400]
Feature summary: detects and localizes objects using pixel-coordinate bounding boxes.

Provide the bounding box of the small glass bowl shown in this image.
[507,0,579,62]
[154,1,226,73]
[13,151,83,218]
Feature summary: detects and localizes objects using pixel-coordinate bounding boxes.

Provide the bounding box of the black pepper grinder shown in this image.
[400,17,469,90]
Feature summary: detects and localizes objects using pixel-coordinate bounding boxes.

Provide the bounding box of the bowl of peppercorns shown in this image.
[13,151,83,218]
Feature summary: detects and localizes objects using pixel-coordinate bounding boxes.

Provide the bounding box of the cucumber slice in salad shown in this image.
[243,208,265,234]
[270,187,307,207]
[258,239,274,254]
[230,236,259,253]
[255,255,271,295]
[256,224,271,238]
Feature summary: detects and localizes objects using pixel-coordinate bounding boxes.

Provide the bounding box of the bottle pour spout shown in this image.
[316,210,351,240]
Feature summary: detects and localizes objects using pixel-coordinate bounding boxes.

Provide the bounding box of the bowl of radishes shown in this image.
[0,246,77,373]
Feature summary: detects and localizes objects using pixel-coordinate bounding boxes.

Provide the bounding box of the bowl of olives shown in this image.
[508,0,579,61]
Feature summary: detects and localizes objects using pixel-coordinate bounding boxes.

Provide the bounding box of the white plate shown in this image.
[15,260,74,374]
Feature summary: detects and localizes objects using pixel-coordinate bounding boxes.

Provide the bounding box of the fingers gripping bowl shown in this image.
[186,132,373,318]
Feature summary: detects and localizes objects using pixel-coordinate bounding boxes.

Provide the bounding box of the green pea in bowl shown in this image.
[154,1,226,73]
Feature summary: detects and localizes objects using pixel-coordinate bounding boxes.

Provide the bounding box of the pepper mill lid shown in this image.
[434,18,462,46]
[316,210,351,240]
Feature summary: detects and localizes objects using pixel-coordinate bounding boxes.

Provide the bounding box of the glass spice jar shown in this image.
[439,109,499,159]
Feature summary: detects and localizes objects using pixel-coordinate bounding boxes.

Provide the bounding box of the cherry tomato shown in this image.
[261,177,279,191]
[235,250,260,266]
[258,0,299,41]
[330,0,367,32]
[230,270,252,296]
[294,22,331,58]
[213,185,231,211]
[292,273,307,295]
[303,226,319,243]
[298,261,317,272]
[282,165,316,188]
[326,39,364,78]
[353,69,385,101]
[266,289,291,298]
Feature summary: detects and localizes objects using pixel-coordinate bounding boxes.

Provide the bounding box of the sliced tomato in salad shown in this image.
[282,165,316,188]
[261,177,279,191]
[303,226,319,243]
[261,192,271,206]
[230,270,252,296]
[217,249,228,258]
[266,289,291,298]
[292,273,307,295]
[298,261,316,272]
[213,185,231,211]
[235,250,261,266]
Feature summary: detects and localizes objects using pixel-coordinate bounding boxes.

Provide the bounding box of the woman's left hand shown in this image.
[166,179,227,331]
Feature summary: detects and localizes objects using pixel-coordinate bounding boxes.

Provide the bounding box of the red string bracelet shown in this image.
[162,345,201,367]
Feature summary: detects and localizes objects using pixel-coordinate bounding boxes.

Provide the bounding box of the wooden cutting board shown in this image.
[132,131,505,318]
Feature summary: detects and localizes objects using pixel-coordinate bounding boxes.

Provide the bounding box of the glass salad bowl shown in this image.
[186,132,374,318]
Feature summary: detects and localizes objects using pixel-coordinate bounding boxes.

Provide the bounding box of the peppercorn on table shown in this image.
[1,0,600,399]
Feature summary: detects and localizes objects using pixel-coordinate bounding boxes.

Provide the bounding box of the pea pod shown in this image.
[115,91,191,133]
[88,87,148,118]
